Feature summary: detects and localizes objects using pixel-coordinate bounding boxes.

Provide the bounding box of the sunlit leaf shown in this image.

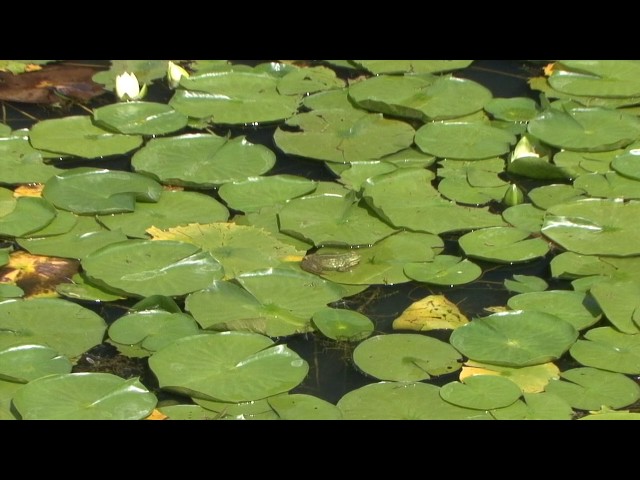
[392,294,469,332]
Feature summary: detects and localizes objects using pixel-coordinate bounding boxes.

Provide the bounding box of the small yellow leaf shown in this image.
[543,62,555,76]
[392,294,469,331]
[14,184,44,198]
[460,360,560,393]
[145,409,168,420]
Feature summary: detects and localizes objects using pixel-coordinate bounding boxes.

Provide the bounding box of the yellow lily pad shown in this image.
[392,294,469,331]
[460,360,560,393]
[0,251,79,298]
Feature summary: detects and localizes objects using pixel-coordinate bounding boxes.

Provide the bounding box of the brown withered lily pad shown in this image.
[0,64,106,104]
[0,251,79,298]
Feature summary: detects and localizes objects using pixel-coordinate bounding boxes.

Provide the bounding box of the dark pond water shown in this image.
[2,60,585,408]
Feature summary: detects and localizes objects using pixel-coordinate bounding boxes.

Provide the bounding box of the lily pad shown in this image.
[170,70,301,124]
[440,375,522,410]
[277,191,398,247]
[484,97,539,122]
[0,187,16,217]
[0,379,22,420]
[507,290,602,331]
[277,65,345,95]
[460,360,560,393]
[528,184,588,210]
[193,396,278,420]
[28,116,143,158]
[218,175,317,214]
[82,240,224,297]
[611,149,640,180]
[311,307,374,341]
[415,122,516,160]
[352,333,462,381]
[12,373,157,420]
[490,392,574,420]
[0,298,106,357]
[352,60,473,75]
[527,107,640,152]
[348,74,491,121]
[502,204,545,233]
[273,108,415,163]
[131,133,275,189]
[542,198,640,256]
[449,310,578,367]
[336,381,491,420]
[504,274,548,293]
[0,344,72,383]
[267,393,343,420]
[572,172,640,200]
[549,60,640,98]
[0,132,64,184]
[149,332,309,402]
[56,273,125,302]
[403,255,482,286]
[392,294,469,332]
[108,310,201,355]
[570,326,640,374]
[92,101,188,135]
[545,367,640,411]
[42,167,163,215]
[459,226,550,263]
[97,190,229,238]
[0,197,57,237]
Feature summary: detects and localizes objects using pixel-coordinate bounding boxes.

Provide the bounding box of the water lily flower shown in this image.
[167,61,190,89]
[502,183,525,207]
[115,72,147,101]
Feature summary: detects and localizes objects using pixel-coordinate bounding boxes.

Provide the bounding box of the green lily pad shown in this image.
[268,393,343,420]
[348,74,491,121]
[92,60,169,89]
[337,381,491,420]
[82,239,224,297]
[542,199,640,256]
[404,255,482,286]
[302,87,355,110]
[589,280,640,334]
[528,107,640,152]
[0,297,107,357]
[545,367,640,411]
[504,274,548,293]
[170,70,301,124]
[12,373,157,420]
[278,191,398,247]
[108,310,201,355]
[0,284,23,299]
[459,226,550,263]
[218,175,317,214]
[158,404,227,420]
[97,190,229,238]
[415,121,516,160]
[186,268,346,337]
[570,326,640,374]
[580,412,640,420]
[353,60,473,75]
[549,251,618,280]
[502,204,545,233]
[131,133,275,189]
[92,101,188,135]
[554,149,623,178]
[273,108,415,163]
[507,290,602,331]
[311,307,374,341]
[18,215,129,259]
[0,379,22,420]
[573,172,640,199]
[146,222,306,280]
[42,167,163,215]
[485,97,539,122]
[0,187,16,217]
[333,161,398,191]
[449,310,578,367]
[528,184,588,210]
[352,333,462,381]
[460,360,560,393]
[56,273,126,302]
[193,396,278,420]
[0,344,72,383]
[149,332,309,402]
[277,65,345,95]
[0,133,64,184]
[490,392,575,420]
[611,149,640,180]
[362,168,506,234]
[549,60,640,98]
[28,115,143,158]
[440,375,522,410]
[0,197,56,237]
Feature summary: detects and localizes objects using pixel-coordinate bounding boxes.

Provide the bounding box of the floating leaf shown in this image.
[449,310,578,367]
[56,273,125,302]
[268,393,343,420]
[507,290,602,331]
[277,65,345,95]
[549,60,640,98]
[392,294,469,332]
[274,108,415,163]
[490,392,574,420]
[572,172,640,200]
[403,255,482,286]
[149,332,309,403]
[82,240,224,297]
[504,274,548,293]
[460,360,560,393]
[545,367,640,411]
[336,381,491,420]
[459,226,550,263]
[29,116,142,158]
[93,101,188,135]
[528,184,588,210]
[502,204,545,233]
[12,373,157,420]
[611,149,640,180]
[485,97,539,122]
[131,133,275,189]
[42,167,163,215]
[440,375,522,410]
[0,197,56,237]
[570,326,640,374]
[193,396,278,420]
[0,251,79,298]
[352,333,462,381]
[0,298,106,357]
[0,379,21,419]
[311,307,373,341]
[93,60,169,89]
[0,344,72,383]
[353,60,473,75]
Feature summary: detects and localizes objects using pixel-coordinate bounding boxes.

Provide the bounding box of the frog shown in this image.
[300,251,361,275]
